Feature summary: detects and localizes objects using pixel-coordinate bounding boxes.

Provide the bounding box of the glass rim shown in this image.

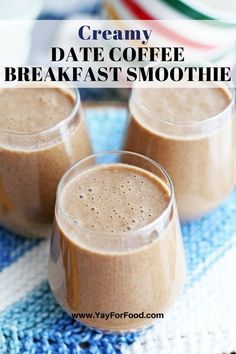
[131,84,235,128]
[0,86,81,137]
[56,150,175,239]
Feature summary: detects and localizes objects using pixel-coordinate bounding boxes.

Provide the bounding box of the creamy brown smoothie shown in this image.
[0,87,91,237]
[125,86,235,220]
[48,161,186,332]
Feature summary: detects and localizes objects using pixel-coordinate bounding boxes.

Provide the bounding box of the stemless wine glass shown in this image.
[125,85,235,221]
[0,86,92,237]
[48,151,186,333]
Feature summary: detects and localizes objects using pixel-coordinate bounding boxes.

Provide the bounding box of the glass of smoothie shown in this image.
[48,151,186,333]
[0,86,92,237]
[125,84,235,221]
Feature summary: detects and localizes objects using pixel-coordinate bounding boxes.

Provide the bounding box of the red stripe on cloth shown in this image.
[119,0,216,50]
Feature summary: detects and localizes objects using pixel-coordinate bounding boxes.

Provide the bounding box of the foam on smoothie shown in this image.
[135,87,231,126]
[60,163,170,233]
[0,87,75,133]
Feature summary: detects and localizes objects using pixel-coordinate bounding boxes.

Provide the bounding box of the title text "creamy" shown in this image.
[78,25,152,45]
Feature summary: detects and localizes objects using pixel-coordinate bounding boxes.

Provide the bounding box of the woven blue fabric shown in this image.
[0,229,39,272]
[0,107,236,353]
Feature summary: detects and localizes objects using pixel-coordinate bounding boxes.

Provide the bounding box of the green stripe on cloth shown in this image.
[160,0,236,26]
[211,46,235,63]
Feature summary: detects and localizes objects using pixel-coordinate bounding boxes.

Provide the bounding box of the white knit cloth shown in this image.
[122,238,236,354]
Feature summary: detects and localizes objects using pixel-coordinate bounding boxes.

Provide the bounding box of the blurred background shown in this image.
[0,0,236,102]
